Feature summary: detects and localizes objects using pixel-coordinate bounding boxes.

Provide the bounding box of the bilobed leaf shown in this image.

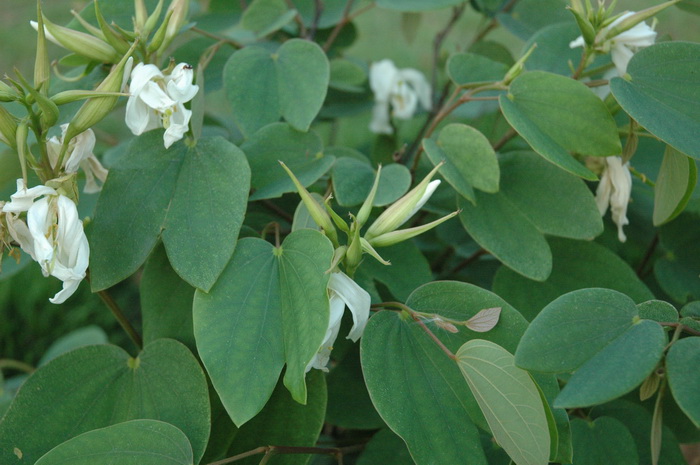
[459,152,602,281]
[0,340,210,465]
[194,230,333,425]
[423,124,500,202]
[224,39,329,136]
[653,146,697,225]
[611,42,700,160]
[493,237,653,321]
[90,133,250,292]
[666,337,700,427]
[456,340,550,465]
[500,71,620,179]
[34,420,193,465]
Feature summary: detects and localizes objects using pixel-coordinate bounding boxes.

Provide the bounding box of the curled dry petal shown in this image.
[465,307,502,333]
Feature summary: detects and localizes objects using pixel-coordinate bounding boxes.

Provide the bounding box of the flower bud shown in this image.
[51,90,127,106]
[603,0,679,41]
[0,81,20,102]
[162,0,189,50]
[94,0,131,55]
[0,105,18,149]
[356,165,381,228]
[364,163,442,240]
[367,210,459,248]
[142,0,165,38]
[134,0,149,31]
[280,161,339,246]
[147,9,174,54]
[344,224,363,275]
[34,3,50,91]
[64,47,135,142]
[568,6,596,46]
[33,15,120,63]
[503,43,537,85]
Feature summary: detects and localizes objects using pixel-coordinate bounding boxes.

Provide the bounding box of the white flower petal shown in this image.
[163,104,191,148]
[569,35,585,49]
[49,278,82,304]
[5,214,37,260]
[328,271,371,342]
[406,180,440,221]
[2,180,56,213]
[306,294,345,373]
[369,59,398,102]
[166,63,199,103]
[398,68,432,111]
[596,156,631,242]
[390,81,419,119]
[26,196,54,276]
[139,81,176,112]
[369,101,393,134]
[129,63,165,96]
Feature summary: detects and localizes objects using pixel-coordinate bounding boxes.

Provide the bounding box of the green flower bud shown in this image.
[503,43,537,85]
[568,6,596,46]
[603,0,680,41]
[94,0,131,55]
[0,81,20,102]
[367,211,459,248]
[142,0,165,39]
[364,163,442,240]
[162,0,189,49]
[34,3,50,91]
[356,165,382,228]
[134,0,149,31]
[0,106,18,149]
[51,90,127,106]
[36,14,121,63]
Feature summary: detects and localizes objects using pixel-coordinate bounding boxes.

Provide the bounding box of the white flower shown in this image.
[125,62,199,149]
[2,180,89,304]
[369,59,432,135]
[47,124,108,193]
[306,272,371,372]
[596,156,632,242]
[570,12,656,76]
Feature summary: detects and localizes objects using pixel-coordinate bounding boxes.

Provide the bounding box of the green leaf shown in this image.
[224,39,329,136]
[329,58,366,92]
[554,319,666,408]
[516,288,643,373]
[423,124,499,202]
[240,0,295,37]
[592,400,688,465]
[141,243,196,352]
[666,337,700,427]
[0,340,210,465]
[194,230,333,425]
[447,52,508,86]
[523,22,585,76]
[611,42,700,160]
[570,417,638,465]
[90,133,250,291]
[357,428,414,465]
[361,311,488,465]
[241,123,331,200]
[653,146,697,225]
[375,0,464,11]
[459,152,603,281]
[226,370,327,465]
[500,71,621,179]
[654,211,700,303]
[532,373,572,463]
[34,420,193,465]
[496,0,571,39]
[456,340,550,465]
[492,237,654,321]
[637,300,679,323]
[326,346,384,429]
[331,158,411,207]
[38,326,108,366]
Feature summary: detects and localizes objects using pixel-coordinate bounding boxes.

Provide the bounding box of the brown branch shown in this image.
[441,248,487,278]
[468,0,519,47]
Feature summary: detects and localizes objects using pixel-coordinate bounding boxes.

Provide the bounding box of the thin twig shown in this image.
[206,445,349,465]
[492,127,517,151]
[636,233,659,277]
[96,288,143,350]
[659,322,700,337]
[442,248,487,278]
[431,5,466,101]
[284,0,308,37]
[308,0,324,40]
[0,359,35,374]
[191,27,243,48]
[260,199,294,223]
[410,312,457,360]
[468,0,519,47]
[322,0,355,52]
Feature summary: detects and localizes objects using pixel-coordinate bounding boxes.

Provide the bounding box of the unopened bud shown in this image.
[34,3,50,91]
[434,318,459,333]
[360,238,390,265]
[356,165,382,228]
[503,43,537,85]
[367,210,459,248]
[568,6,596,46]
[147,9,174,54]
[94,0,131,55]
[34,15,120,63]
[163,0,189,46]
[142,0,165,38]
[280,161,339,246]
[365,163,442,240]
[0,106,18,149]
[63,46,135,144]
[51,89,127,106]
[603,0,680,40]
[344,224,363,274]
[0,81,19,102]
[134,0,149,31]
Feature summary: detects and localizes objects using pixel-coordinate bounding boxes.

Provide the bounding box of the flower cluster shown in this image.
[369,59,432,135]
[47,125,108,193]
[125,62,199,148]
[2,180,89,304]
[596,156,632,242]
[570,11,656,76]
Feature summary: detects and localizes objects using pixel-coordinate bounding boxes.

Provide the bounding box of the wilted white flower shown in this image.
[125,62,199,148]
[596,156,632,242]
[369,59,432,134]
[306,271,371,372]
[2,180,89,304]
[570,11,656,76]
[47,124,108,193]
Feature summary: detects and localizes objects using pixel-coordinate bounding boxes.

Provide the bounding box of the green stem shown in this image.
[0,359,35,374]
[96,288,143,350]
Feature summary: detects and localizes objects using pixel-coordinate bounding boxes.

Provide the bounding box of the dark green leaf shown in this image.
[357,429,413,465]
[570,417,638,465]
[524,22,584,76]
[38,326,108,366]
[447,52,508,86]
[666,337,700,427]
[653,146,697,225]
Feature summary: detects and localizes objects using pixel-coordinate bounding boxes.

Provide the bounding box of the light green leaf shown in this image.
[570,417,638,465]
[666,337,700,427]
[447,52,508,86]
[224,39,329,136]
[493,237,654,321]
[611,42,700,160]
[500,71,620,179]
[90,133,250,292]
[459,152,603,281]
[35,420,193,465]
[240,0,295,37]
[0,340,210,465]
[457,340,550,465]
[423,124,499,202]
[329,58,366,92]
[653,146,697,226]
